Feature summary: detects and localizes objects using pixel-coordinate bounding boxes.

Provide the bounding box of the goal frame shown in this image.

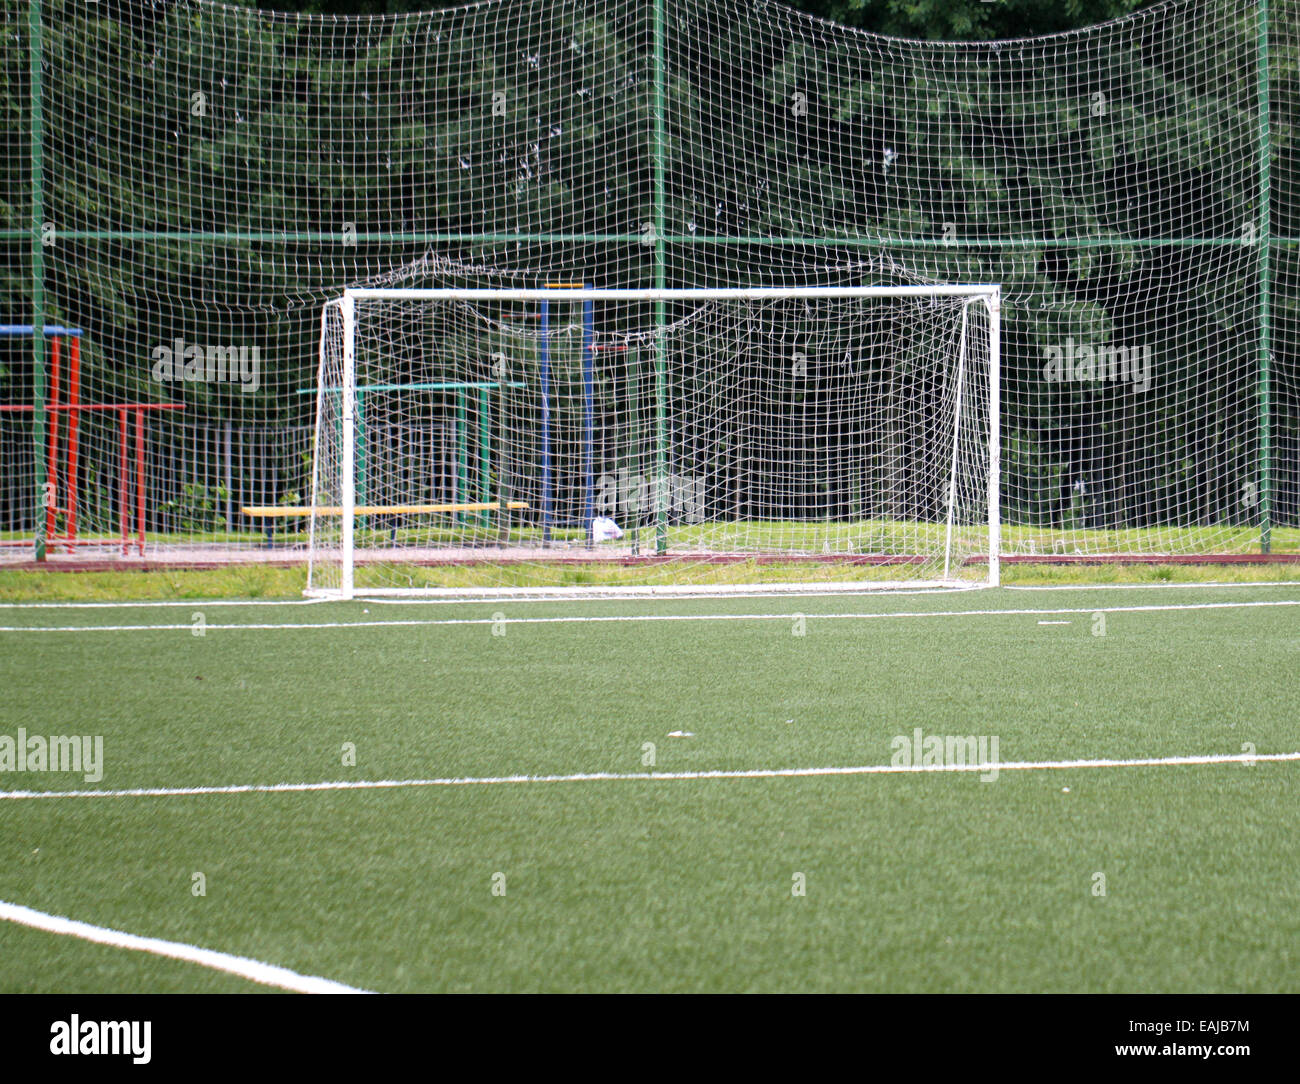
[310,285,1002,599]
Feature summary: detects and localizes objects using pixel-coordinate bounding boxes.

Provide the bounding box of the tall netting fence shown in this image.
[1,0,1296,566]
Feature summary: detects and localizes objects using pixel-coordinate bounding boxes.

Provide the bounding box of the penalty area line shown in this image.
[2,597,1299,632]
[0,899,373,994]
[1,751,1296,801]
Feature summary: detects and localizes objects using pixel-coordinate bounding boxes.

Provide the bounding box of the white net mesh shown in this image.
[1,0,1296,578]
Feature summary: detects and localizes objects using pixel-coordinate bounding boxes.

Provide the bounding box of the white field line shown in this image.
[355,584,968,604]
[1006,580,1300,591]
[0,899,372,994]
[351,577,1297,603]
[1,598,1298,633]
[0,580,1292,611]
[0,586,964,609]
[0,598,330,609]
[1,751,1296,801]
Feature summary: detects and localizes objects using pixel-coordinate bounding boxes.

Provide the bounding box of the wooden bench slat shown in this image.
[242,502,529,517]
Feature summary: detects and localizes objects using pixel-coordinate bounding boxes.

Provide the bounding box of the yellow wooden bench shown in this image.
[242,502,529,544]
[242,503,528,517]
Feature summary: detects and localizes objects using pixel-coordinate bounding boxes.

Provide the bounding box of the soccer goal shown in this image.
[305,285,1000,598]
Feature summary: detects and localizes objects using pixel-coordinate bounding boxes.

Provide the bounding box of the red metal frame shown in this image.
[0,334,182,557]
[65,335,81,540]
[45,334,61,546]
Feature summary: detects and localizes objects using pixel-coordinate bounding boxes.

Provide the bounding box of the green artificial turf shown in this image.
[0,584,1297,991]
[1,558,1298,603]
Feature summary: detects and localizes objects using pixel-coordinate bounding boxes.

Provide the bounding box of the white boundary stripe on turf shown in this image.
[0,580,1294,611]
[1,597,1299,633]
[353,584,967,603]
[0,598,331,610]
[0,899,372,993]
[1006,580,1300,591]
[0,585,967,608]
[1,751,1296,801]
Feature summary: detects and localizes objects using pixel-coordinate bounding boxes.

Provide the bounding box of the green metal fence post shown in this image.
[1258,0,1273,554]
[355,392,367,535]
[29,0,46,562]
[629,346,641,556]
[652,0,669,555]
[455,388,468,526]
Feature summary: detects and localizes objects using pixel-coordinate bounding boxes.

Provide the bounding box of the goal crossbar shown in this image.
[345,286,1001,302]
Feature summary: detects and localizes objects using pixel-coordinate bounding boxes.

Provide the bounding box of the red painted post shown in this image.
[135,408,146,555]
[118,407,128,556]
[46,335,61,546]
[65,335,80,541]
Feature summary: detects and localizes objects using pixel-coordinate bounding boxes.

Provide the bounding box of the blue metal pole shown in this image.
[583,292,595,543]
[540,300,553,544]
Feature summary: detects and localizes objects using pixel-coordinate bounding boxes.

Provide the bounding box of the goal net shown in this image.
[306,286,999,597]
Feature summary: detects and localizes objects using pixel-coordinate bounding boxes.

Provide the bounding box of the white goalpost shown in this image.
[306,285,1000,599]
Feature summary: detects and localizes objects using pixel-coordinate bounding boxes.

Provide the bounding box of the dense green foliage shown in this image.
[0,0,1296,536]
[258,0,1145,40]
